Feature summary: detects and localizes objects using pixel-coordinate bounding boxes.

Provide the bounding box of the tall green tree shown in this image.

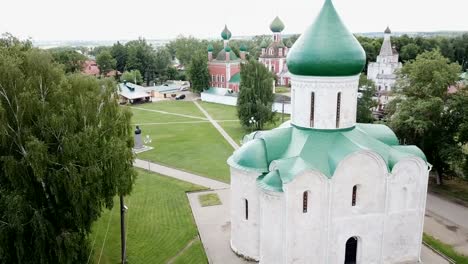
[357,74,377,123]
[111,41,128,73]
[49,48,87,73]
[389,50,461,184]
[121,69,143,84]
[0,37,136,263]
[96,50,116,75]
[167,36,205,65]
[186,52,210,93]
[237,60,275,130]
[126,39,156,85]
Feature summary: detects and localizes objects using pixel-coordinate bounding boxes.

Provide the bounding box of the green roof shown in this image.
[207,44,214,52]
[229,72,241,83]
[270,16,285,33]
[260,39,268,48]
[215,49,238,61]
[225,45,232,52]
[239,43,247,52]
[228,124,427,192]
[221,25,232,40]
[286,0,366,77]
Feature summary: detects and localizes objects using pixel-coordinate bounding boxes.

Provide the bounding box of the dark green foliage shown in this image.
[187,52,210,93]
[96,50,116,75]
[0,36,136,264]
[357,74,377,123]
[121,69,143,84]
[111,41,128,73]
[237,60,275,130]
[49,47,87,73]
[389,50,462,182]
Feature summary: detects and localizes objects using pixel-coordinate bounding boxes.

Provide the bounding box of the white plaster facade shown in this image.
[367,29,402,111]
[230,151,429,264]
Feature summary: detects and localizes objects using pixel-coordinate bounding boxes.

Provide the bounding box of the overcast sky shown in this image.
[1,0,467,41]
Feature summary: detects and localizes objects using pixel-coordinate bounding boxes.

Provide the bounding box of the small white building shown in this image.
[227,0,430,263]
[367,27,403,111]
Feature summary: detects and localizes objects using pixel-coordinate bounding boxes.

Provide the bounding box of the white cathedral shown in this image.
[227,0,430,263]
[367,27,403,111]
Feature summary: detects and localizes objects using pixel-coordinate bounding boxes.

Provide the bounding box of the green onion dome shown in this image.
[225,45,232,52]
[286,0,366,77]
[239,43,247,52]
[270,16,285,33]
[221,25,232,40]
[207,44,214,52]
[384,26,391,34]
[260,39,268,49]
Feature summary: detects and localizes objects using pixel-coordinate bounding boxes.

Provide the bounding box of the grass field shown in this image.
[131,101,234,182]
[199,102,290,142]
[89,169,207,264]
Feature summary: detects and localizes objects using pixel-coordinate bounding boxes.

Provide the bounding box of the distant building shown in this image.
[259,16,291,87]
[82,60,100,76]
[367,27,402,111]
[207,25,245,92]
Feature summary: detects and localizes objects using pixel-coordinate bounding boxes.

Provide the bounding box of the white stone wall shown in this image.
[230,167,261,260]
[283,170,329,264]
[383,157,429,263]
[259,189,285,264]
[290,75,359,129]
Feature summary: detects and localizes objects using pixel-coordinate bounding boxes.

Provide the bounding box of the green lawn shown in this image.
[198,193,222,207]
[89,169,208,264]
[136,122,232,182]
[199,102,290,143]
[133,101,205,118]
[130,108,201,125]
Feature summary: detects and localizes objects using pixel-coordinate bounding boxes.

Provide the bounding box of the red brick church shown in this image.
[207,25,245,92]
[259,16,291,86]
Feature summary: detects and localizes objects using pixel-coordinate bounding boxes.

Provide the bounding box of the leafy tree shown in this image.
[121,69,143,84]
[126,39,156,85]
[49,48,87,73]
[166,67,179,80]
[187,52,210,93]
[237,60,275,130]
[0,37,136,263]
[389,50,461,184]
[111,41,127,73]
[167,36,205,65]
[96,50,116,75]
[153,47,172,83]
[357,74,377,123]
[400,43,421,62]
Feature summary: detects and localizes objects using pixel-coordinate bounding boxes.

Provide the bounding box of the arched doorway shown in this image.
[344,237,358,264]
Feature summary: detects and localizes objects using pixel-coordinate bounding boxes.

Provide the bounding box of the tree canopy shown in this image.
[96,50,116,75]
[357,74,377,123]
[389,50,462,183]
[49,48,87,73]
[0,36,136,263]
[186,52,210,93]
[237,60,275,130]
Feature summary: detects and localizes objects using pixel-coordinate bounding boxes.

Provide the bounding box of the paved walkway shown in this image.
[133,159,229,190]
[193,101,240,150]
[424,193,468,255]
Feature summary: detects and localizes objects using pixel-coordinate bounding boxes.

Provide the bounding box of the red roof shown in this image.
[82,60,100,76]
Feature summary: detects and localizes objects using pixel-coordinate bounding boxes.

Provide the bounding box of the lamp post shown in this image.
[144,135,152,171]
[249,117,257,133]
[120,195,128,264]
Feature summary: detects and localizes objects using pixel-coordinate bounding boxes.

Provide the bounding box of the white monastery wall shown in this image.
[230,167,261,260]
[290,75,359,129]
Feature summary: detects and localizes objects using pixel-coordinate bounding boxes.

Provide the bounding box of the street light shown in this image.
[120,195,128,264]
[249,117,257,133]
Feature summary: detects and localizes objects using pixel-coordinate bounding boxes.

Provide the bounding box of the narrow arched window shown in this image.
[303,191,309,213]
[310,92,315,127]
[245,199,249,220]
[352,185,357,206]
[336,92,342,128]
